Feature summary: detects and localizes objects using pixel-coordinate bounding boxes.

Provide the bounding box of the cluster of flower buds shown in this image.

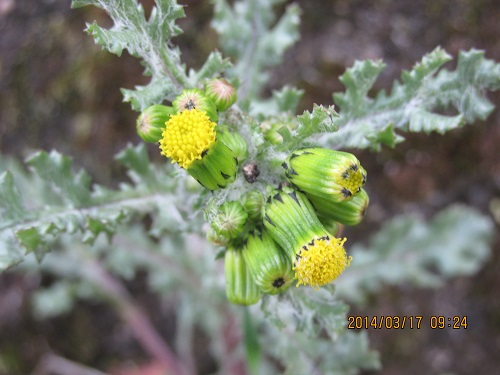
[135,79,238,190]
[211,147,368,304]
[135,80,369,305]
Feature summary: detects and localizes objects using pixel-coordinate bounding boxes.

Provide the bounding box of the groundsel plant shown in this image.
[0,0,498,374]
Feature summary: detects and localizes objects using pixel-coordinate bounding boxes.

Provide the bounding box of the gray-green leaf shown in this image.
[336,205,494,305]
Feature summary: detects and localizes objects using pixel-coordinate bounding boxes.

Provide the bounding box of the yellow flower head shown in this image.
[293,236,350,288]
[334,163,366,197]
[284,148,367,202]
[159,109,216,169]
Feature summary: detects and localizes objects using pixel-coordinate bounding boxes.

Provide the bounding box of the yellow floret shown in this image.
[293,237,349,288]
[335,163,366,196]
[159,109,216,169]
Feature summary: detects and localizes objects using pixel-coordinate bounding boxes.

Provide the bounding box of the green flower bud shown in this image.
[242,190,265,220]
[309,188,369,226]
[211,201,248,239]
[204,78,237,111]
[263,186,350,289]
[260,122,284,145]
[218,127,248,163]
[206,227,231,247]
[136,104,174,143]
[265,130,283,145]
[243,229,295,294]
[225,247,262,305]
[173,88,218,123]
[283,148,367,202]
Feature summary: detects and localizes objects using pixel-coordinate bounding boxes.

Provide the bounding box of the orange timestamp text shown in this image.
[347,315,468,329]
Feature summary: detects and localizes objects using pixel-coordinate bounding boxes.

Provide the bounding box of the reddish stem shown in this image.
[83,257,191,375]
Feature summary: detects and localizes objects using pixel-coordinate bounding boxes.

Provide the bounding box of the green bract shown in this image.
[309,188,370,226]
[206,227,231,247]
[158,107,238,190]
[318,218,341,237]
[263,186,350,288]
[243,228,295,294]
[187,142,237,190]
[224,246,261,305]
[242,190,265,220]
[218,127,248,163]
[184,133,238,191]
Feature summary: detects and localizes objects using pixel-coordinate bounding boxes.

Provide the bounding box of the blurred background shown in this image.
[1,0,499,374]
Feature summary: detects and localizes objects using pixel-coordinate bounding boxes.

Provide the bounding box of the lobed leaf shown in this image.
[289,104,339,150]
[273,86,304,114]
[333,59,386,118]
[73,0,188,110]
[430,49,500,122]
[335,205,494,305]
[212,0,301,106]
[121,78,175,113]
[115,143,164,188]
[187,51,233,85]
[0,171,27,225]
[249,86,304,118]
[261,285,347,339]
[261,287,380,374]
[297,104,338,136]
[0,230,24,271]
[0,145,187,271]
[31,281,76,319]
[26,151,92,207]
[321,48,500,150]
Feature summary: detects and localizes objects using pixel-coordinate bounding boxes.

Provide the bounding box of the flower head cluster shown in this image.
[135,86,368,304]
[140,87,240,190]
[209,147,367,304]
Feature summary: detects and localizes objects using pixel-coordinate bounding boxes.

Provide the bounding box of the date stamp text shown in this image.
[347,315,468,329]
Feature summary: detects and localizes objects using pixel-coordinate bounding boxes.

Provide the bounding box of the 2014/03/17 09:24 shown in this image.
[347,315,468,329]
